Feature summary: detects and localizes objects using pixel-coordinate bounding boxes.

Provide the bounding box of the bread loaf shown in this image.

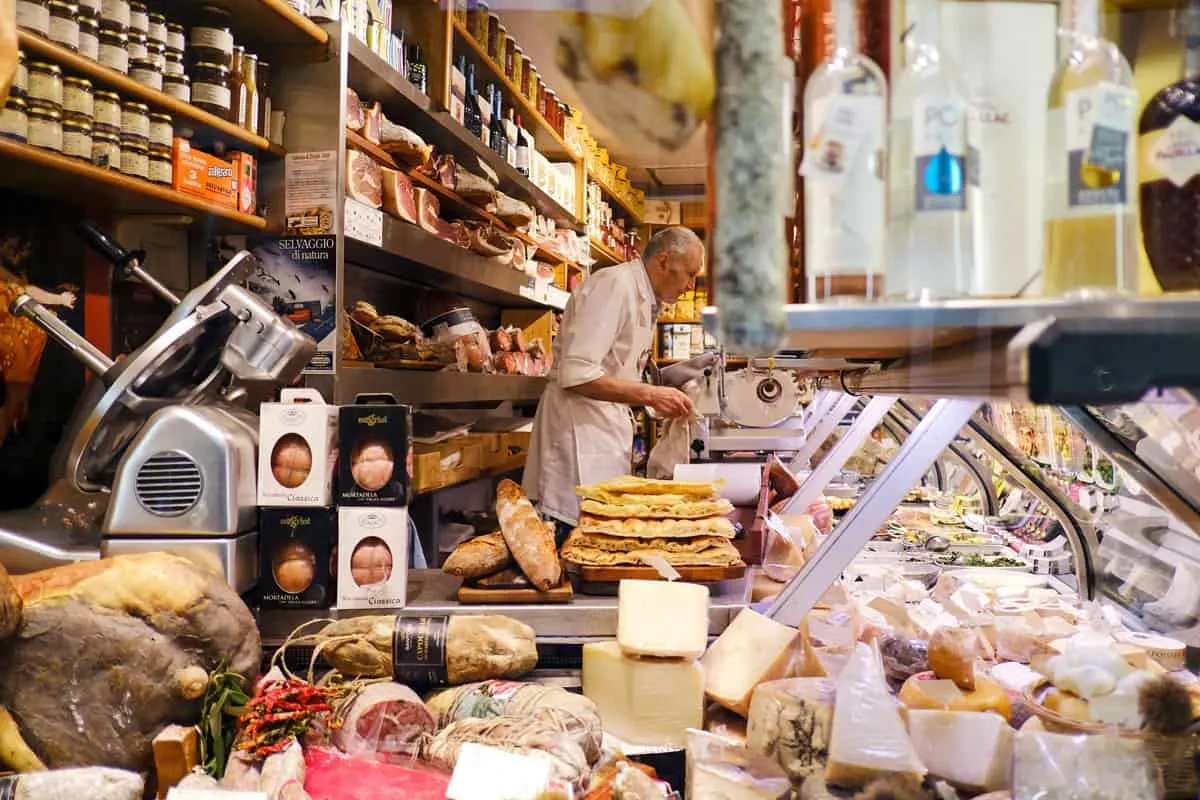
[0,563,19,641]
[442,532,512,579]
[496,479,562,591]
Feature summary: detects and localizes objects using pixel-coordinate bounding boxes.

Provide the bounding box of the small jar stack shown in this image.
[188,4,271,138]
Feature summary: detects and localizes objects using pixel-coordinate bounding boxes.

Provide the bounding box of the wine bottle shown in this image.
[515,113,531,176]
[888,0,971,298]
[451,54,468,126]
[801,0,888,302]
[1041,0,1138,297]
[504,108,518,168]
[490,84,507,160]
[464,62,483,139]
[1139,0,1200,292]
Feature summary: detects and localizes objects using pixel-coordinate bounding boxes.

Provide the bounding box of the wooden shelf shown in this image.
[588,168,642,224]
[450,19,575,161]
[590,237,624,267]
[19,32,281,156]
[0,138,267,229]
[414,452,526,495]
[224,0,330,46]
[337,365,546,404]
[658,357,745,366]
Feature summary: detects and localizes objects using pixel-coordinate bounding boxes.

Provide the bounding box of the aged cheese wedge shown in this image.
[746,677,836,783]
[825,643,926,788]
[898,672,1012,721]
[582,640,703,748]
[617,579,710,658]
[702,609,801,716]
[905,709,1013,793]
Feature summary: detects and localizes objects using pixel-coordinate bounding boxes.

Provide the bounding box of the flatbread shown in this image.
[565,531,736,553]
[576,515,737,539]
[562,530,744,567]
[579,498,734,519]
[576,488,722,505]
[580,476,719,498]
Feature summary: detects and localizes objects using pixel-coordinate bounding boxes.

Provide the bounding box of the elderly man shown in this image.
[524,226,712,531]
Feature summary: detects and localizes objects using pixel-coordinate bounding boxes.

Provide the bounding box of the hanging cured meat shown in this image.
[346,150,383,209]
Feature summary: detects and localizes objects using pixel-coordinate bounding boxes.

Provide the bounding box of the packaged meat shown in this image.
[364,101,383,144]
[304,747,451,800]
[490,329,513,353]
[456,170,498,205]
[332,682,435,762]
[421,717,590,787]
[509,327,527,353]
[347,150,383,209]
[458,333,492,373]
[379,117,432,166]
[415,188,441,234]
[380,167,418,223]
[345,88,365,131]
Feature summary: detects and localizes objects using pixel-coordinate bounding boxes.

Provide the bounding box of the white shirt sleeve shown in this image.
[555,268,631,389]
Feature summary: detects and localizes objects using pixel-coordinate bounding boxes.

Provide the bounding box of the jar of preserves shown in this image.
[128,0,146,33]
[512,45,523,88]
[229,47,246,125]
[129,57,161,90]
[521,55,534,100]
[48,1,80,50]
[190,6,234,69]
[145,40,163,70]
[120,99,149,140]
[163,72,190,103]
[120,138,148,178]
[98,24,128,73]
[77,0,98,17]
[238,50,259,133]
[16,0,50,36]
[27,61,62,110]
[0,98,28,143]
[12,52,26,100]
[27,105,63,151]
[62,76,93,118]
[257,60,272,140]
[78,15,99,59]
[504,38,515,81]
[63,115,91,160]
[93,89,120,127]
[486,15,503,61]
[147,12,165,44]
[148,111,171,148]
[166,21,184,52]
[92,127,119,167]
[127,29,147,60]
[467,0,488,44]
[164,49,184,76]
[148,144,171,184]
[100,0,128,30]
[192,61,231,118]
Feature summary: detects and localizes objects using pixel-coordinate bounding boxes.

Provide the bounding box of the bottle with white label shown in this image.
[888,0,971,299]
[802,0,888,302]
[1139,0,1200,292]
[1041,0,1138,297]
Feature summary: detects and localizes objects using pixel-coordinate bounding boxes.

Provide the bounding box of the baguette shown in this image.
[495,479,562,591]
[442,532,512,579]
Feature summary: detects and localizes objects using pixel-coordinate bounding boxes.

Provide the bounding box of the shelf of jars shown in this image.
[589,237,624,267]
[205,0,330,47]
[588,166,642,224]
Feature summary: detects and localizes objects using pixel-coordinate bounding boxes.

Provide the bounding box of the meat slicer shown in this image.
[688,355,809,458]
[0,225,315,591]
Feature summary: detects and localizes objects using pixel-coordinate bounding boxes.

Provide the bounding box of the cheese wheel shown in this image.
[898,672,1012,721]
[1114,631,1186,671]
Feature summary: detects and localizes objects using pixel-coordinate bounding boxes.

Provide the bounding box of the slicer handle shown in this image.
[11,294,115,377]
[77,221,181,306]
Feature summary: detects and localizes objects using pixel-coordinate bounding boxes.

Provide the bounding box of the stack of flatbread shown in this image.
[561,476,744,570]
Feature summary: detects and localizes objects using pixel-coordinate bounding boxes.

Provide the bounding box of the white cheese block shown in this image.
[825,643,927,788]
[582,640,703,748]
[905,709,1013,793]
[617,579,710,659]
[701,609,801,716]
[689,762,791,800]
[745,678,836,783]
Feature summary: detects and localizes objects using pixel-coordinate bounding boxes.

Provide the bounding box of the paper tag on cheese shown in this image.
[639,553,682,581]
[446,743,552,800]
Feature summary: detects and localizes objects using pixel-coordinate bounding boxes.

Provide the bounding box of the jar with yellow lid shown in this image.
[98,24,129,73]
[63,116,92,160]
[62,76,93,119]
[27,105,63,151]
[100,0,129,30]
[0,98,29,143]
[78,15,100,60]
[148,144,171,184]
[127,29,147,60]
[16,0,50,37]
[48,0,80,51]
[163,73,190,103]
[92,127,120,168]
[120,138,149,179]
[129,57,161,90]
[147,12,166,45]
[27,61,63,111]
[128,0,146,34]
[12,52,26,100]
[120,99,149,141]
[93,89,120,128]
[148,112,171,149]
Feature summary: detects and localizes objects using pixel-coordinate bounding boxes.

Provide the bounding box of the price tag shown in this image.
[544,286,570,310]
[446,743,552,800]
[800,95,875,189]
[344,198,383,247]
[519,277,538,302]
[1086,83,1136,172]
[166,790,267,800]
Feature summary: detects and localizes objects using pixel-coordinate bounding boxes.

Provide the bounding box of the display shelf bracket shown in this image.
[788,393,861,472]
[888,400,998,515]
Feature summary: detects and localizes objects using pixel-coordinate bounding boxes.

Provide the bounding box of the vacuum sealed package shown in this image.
[1012,731,1162,799]
[686,729,791,800]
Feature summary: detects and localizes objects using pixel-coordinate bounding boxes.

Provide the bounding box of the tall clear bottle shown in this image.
[1041,0,1138,297]
[888,0,971,298]
[802,0,888,302]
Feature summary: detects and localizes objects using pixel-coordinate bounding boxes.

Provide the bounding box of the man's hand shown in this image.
[645,385,695,418]
[659,352,718,388]
[0,0,14,106]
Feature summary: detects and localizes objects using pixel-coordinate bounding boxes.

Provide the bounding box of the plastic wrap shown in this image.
[686,730,790,799]
[421,715,591,787]
[705,704,748,745]
[1012,731,1162,799]
[878,636,929,692]
[304,746,451,800]
[332,682,434,763]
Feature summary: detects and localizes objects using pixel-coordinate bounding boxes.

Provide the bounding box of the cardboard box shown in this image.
[229,151,258,215]
[258,507,336,609]
[257,387,337,506]
[337,506,409,610]
[412,440,484,493]
[336,397,413,507]
[172,137,236,208]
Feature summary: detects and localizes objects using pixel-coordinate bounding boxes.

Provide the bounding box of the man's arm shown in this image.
[570,376,693,418]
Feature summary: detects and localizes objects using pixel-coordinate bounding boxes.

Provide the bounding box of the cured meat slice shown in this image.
[489,329,512,353]
[304,747,451,800]
[346,150,383,209]
[415,188,441,234]
[455,170,497,205]
[380,167,417,223]
[345,89,365,131]
[434,154,456,189]
[488,193,535,226]
[468,224,512,258]
[379,117,432,167]
[332,683,434,762]
[510,327,527,353]
[364,102,383,144]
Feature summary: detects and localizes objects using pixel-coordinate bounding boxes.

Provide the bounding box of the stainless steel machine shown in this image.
[685,354,810,458]
[0,225,315,590]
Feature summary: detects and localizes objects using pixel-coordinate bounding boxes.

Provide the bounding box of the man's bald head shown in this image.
[643,226,704,303]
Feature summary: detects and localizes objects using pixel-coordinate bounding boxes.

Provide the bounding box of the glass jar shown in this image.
[98,24,128,73]
[512,45,523,88]
[504,38,515,81]
[467,0,488,43]
[0,98,29,143]
[78,15,99,59]
[27,61,63,111]
[120,138,148,178]
[27,105,63,151]
[62,76,93,119]
[239,50,260,134]
[63,115,91,160]
[192,61,231,118]
[148,111,171,149]
[163,72,190,103]
[93,89,120,127]
[487,15,503,62]
[48,1,80,50]
[127,0,146,33]
[521,56,534,100]
[148,143,171,184]
[12,52,26,100]
[16,0,50,36]
[190,6,234,69]
[100,0,128,30]
[163,49,184,76]
[229,46,246,125]
[77,0,98,17]
[92,127,119,168]
[257,60,272,140]
[147,12,165,45]
[127,29,147,60]
[166,21,184,52]
[146,39,163,70]
[129,56,161,90]
[120,99,149,141]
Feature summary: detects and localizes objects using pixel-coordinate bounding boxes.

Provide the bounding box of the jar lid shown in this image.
[63,76,93,88]
[129,1,146,9]
[146,40,163,52]
[122,100,149,112]
[148,11,164,21]
[130,56,157,69]
[63,110,92,124]
[129,30,147,41]
[149,111,171,123]
[94,89,120,101]
[48,0,78,11]
[93,128,120,141]
[163,73,189,84]
[149,143,171,157]
[4,97,27,111]
[98,24,128,39]
[28,105,63,120]
[165,48,184,59]
[63,116,92,131]
[123,139,148,152]
[79,15,99,29]
[28,61,63,75]
[193,61,230,75]
[166,21,183,31]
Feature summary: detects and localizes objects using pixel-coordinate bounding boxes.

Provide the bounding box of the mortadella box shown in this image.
[336,395,413,507]
[258,507,336,610]
[257,387,337,507]
[337,506,409,610]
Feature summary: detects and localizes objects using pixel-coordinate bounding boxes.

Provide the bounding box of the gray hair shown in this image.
[643,226,703,264]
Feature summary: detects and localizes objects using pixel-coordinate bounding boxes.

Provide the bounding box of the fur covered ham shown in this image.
[0,553,260,772]
[381,168,418,223]
[347,150,383,209]
[333,682,434,762]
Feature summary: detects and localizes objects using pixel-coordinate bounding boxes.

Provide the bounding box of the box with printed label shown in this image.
[257,387,337,507]
[336,395,413,507]
[337,506,409,610]
[230,150,258,215]
[259,507,336,609]
[172,138,236,208]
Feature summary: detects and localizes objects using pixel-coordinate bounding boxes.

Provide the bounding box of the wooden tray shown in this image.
[572,564,746,583]
[456,582,574,604]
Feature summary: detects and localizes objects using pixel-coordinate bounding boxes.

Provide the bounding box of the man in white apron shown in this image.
[524,227,706,531]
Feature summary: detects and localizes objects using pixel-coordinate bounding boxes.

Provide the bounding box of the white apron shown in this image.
[524,261,656,526]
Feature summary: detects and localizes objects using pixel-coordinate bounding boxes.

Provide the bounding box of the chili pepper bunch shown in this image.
[235,678,346,758]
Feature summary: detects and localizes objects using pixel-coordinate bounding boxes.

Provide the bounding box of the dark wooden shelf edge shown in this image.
[415,454,526,495]
[337,366,547,405]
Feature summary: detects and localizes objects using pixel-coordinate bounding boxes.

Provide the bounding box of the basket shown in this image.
[1024,682,1197,798]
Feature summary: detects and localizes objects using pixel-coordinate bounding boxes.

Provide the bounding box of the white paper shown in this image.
[445,743,552,800]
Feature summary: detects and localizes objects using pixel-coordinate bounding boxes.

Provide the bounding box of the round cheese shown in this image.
[898,672,1011,721]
